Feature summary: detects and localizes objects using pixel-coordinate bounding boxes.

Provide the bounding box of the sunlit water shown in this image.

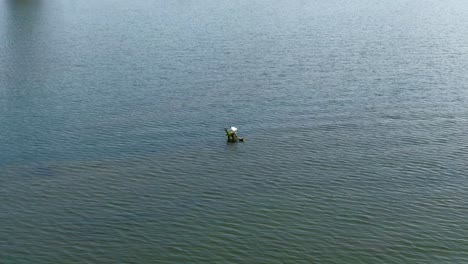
[1,0,468,263]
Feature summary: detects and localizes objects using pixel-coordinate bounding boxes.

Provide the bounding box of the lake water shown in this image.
[1,0,468,263]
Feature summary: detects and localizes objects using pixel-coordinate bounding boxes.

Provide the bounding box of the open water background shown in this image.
[1,0,468,263]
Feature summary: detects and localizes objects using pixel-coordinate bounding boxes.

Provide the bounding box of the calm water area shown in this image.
[1,0,468,263]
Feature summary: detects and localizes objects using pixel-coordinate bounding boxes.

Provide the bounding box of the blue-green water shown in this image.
[2,0,468,263]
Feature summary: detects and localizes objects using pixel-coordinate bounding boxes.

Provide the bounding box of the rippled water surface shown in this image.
[2,0,468,263]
